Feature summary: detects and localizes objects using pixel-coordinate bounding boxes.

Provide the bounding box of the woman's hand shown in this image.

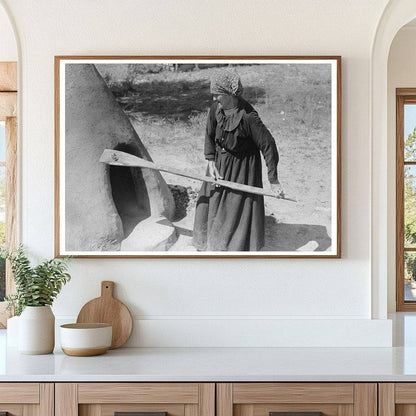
[208,161,222,180]
[270,182,285,199]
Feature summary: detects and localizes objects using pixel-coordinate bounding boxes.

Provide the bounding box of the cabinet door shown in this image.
[217,383,377,416]
[0,383,53,416]
[379,383,416,416]
[56,383,215,416]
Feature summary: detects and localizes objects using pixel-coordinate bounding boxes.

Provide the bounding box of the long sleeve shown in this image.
[204,103,217,161]
[247,111,279,184]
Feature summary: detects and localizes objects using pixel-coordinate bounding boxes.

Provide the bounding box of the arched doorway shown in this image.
[371,0,416,319]
[0,0,19,327]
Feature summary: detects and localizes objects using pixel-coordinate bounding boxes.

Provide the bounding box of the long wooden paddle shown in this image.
[100,149,296,202]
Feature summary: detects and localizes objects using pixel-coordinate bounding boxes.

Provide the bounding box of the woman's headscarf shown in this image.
[210,68,243,97]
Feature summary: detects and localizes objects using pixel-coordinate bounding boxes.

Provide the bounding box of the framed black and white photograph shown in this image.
[55,56,341,258]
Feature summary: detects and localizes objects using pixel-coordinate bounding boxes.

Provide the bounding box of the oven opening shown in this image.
[109,143,151,238]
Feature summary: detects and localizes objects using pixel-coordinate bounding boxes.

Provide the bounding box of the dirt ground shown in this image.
[98,63,334,252]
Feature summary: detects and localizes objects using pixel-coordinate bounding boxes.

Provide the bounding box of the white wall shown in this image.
[0,3,17,61]
[0,0,393,346]
[387,25,416,312]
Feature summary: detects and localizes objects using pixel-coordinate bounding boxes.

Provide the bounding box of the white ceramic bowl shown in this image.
[60,323,112,356]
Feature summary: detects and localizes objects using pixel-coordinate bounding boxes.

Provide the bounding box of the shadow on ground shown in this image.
[263,215,331,252]
[111,79,266,122]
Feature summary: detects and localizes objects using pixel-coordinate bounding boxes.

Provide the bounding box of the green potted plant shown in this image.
[2,245,71,354]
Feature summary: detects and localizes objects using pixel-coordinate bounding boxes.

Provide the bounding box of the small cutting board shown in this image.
[76,281,133,349]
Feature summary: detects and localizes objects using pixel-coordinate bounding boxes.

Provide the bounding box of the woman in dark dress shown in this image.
[193,68,284,251]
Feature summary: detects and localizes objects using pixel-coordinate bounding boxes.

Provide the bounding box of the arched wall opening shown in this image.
[387,19,416,313]
[0,0,20,327]
[371,0,416,320]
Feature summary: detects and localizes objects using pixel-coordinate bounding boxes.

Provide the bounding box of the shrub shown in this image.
[2,245,71,316]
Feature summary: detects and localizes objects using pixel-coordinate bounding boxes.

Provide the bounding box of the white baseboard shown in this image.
[56,317,392,347]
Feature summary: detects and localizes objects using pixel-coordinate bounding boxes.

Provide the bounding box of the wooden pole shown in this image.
[100,149,296,202]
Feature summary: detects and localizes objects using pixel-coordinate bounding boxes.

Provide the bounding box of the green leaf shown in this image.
[5,245,71,314]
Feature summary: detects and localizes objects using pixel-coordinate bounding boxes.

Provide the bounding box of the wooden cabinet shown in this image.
[217,383,377,416]
[55,383,215,416]
[0,383,53,416]
[379,383,416,416]
[0,381,385,416]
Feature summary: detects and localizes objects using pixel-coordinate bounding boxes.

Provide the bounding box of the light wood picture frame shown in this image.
[55,56,341,258]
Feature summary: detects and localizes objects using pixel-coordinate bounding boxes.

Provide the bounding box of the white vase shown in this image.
[19,305,55,354]
[6,315,20,347]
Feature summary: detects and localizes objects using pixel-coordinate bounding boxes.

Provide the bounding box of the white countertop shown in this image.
[2,329,416,382]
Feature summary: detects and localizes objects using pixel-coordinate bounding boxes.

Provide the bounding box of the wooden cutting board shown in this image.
[76,281,133,349]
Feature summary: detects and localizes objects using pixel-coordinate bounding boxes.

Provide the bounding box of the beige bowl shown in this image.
[60,323,112,356]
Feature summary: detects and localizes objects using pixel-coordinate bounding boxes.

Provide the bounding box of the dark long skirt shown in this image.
[193,150,265,251]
